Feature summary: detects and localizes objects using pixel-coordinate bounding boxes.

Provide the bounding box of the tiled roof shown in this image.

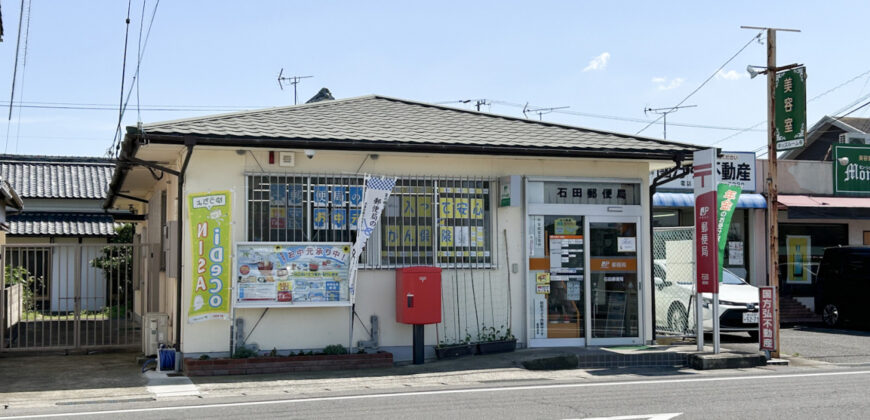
[0,155,115,199]
[8,212,117,236]
[138,95,702,156]
[839,117,870,134]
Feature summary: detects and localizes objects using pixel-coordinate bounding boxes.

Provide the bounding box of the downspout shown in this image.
[175,138,196,351]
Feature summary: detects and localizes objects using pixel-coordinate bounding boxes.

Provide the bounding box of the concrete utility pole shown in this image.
[741,25,800,359]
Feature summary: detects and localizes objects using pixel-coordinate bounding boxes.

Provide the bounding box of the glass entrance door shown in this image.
[528,214,585,346]
[588,218,642,344]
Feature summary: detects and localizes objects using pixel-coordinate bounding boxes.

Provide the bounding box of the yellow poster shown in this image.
[439,198,454,219]
[439,226,454,247]
[470,198,484,219]
[471,226,485,248]
[786,235,812,284]
[385,226,400,248]
[418,226,433,245]
[417,196,433,217]
[402,226,417,247]
[454,198,470,219]
[401,196,416,217]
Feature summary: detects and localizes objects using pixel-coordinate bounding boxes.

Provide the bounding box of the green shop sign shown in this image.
[775,66,807,151]
[833,144,870,195]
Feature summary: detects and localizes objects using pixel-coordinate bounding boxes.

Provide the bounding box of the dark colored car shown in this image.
[814,246,870,328]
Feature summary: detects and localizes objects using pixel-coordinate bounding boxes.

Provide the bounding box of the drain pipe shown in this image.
[175,138,196,351]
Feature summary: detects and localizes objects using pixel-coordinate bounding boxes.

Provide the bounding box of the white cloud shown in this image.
[652,77,684,91]
[583,52,610,72]
[716,69,746,80]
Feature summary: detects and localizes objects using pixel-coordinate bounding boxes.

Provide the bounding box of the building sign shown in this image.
[188,191,232,323]
[651,152,756,192]
[540,182,640,205]
[786,235,812,284]
[716,183,742,280]
[236,242,351,307]
[694,149,718,294]
[832,144,870,195]
[775,66,807,151]
[759,286,777,351]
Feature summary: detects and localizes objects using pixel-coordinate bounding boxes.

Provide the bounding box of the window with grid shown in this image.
[247,174,494,269]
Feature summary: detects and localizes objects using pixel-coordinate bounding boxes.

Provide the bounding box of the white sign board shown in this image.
[652,152,756,192]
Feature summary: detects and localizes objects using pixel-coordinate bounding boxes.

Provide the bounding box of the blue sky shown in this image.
[2,1,870,157]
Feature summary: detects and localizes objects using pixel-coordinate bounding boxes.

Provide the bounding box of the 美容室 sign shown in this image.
[188,191,232,323]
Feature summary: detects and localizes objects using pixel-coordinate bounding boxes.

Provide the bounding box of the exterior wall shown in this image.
[168,147,657,355]
[758,160,833,195]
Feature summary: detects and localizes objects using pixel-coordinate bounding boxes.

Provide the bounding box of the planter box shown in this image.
[477,339,517,355]
[434,343,474,359]
[183,352,393,377]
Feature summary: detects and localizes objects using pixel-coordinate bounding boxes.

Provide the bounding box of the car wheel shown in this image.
[667,303,688,333]
[822,303,840,327]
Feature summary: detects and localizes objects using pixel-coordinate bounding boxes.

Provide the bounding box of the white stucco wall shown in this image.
[159,147,659,355]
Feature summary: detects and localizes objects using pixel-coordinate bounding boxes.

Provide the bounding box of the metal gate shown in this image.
[0,243,143,352]
[653,227,698,336]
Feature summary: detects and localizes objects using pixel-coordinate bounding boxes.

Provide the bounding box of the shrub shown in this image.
[231,347,257,359]
[323,344,348,355]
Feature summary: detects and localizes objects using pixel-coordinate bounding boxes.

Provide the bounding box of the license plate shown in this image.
[743,312,759,323]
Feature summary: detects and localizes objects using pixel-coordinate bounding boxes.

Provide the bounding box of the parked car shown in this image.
[814,246,870,328]
[654,261,759,337]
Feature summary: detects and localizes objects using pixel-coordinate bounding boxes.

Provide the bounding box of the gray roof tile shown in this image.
[0,155,115,199]
[8,212,116,236]
[139,95,702,155]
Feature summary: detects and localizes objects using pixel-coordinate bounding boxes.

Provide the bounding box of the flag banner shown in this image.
[716,183,742,280]
[349,175,397,302]
[188,191,232,323]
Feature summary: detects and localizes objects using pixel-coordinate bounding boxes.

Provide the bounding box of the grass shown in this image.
[18,305,128,321]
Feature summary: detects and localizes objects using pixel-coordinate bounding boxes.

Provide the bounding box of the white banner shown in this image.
[348,175,397,302]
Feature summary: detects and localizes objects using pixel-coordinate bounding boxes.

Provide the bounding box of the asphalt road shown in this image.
[3,368,870,420]
[721,325,870,365]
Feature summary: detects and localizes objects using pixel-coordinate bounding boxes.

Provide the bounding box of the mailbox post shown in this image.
[396,266,442,365]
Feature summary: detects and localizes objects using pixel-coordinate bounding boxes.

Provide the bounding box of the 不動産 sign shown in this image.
[188,191,232,323]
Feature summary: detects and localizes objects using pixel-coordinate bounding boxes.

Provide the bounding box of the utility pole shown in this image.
[277,69,313,105]
[741,25,800,360]
[643,104,697,139]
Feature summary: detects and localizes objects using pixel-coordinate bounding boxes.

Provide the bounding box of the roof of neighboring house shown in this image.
[0,177,23,211]
[838,117,870,133]
[8,212,116,236]
[0,155,115,199]
[781,116,870,160]
[133,95,702,157]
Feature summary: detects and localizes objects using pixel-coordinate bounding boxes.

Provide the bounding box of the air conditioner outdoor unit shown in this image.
[142,312,170,356]
[840,133,870,144]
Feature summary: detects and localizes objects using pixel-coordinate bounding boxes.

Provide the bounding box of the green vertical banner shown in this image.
[716,183,742,281]
[775,66,807,151]
[188,191,232,323]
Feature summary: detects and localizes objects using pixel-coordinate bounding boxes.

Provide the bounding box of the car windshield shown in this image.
[722,269,747,285]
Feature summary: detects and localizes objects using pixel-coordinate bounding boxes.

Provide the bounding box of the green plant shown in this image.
[323,344,348,355]
[90,224,134,313]
[198,354,210,360]
[4,265,41,309]
[269,347,278,357]
[231,346,257,359]
[478,325,515,343]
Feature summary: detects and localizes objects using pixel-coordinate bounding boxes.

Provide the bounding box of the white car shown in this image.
[654,261,759,338]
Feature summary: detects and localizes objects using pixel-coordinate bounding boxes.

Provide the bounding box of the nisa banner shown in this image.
[188,191,232,323]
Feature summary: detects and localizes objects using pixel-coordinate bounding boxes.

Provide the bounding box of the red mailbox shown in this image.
[396,266,442,324]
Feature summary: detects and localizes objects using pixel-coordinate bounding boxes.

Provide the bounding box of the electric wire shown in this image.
[4,0,27,153]
[13,0,32,153]
[112,0,134,158]
[635,31,763,135]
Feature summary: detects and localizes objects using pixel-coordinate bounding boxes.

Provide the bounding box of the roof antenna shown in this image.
[643,104,697,139]
[523,104,570,121]
[277,69,313,105]
[460,99,490,112]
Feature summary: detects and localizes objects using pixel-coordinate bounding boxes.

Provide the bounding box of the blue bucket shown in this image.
[158,348,176,371]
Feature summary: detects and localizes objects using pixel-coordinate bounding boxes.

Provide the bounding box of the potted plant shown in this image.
[434,334,475,359]
[476,326,517,355]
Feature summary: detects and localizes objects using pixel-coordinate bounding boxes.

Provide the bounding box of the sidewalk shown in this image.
[0,344,783,409]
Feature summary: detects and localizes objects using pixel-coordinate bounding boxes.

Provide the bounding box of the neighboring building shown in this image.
[781,116,870,161]
[0,176,23,233]
[104,94,703,359]
[0,155,119,312]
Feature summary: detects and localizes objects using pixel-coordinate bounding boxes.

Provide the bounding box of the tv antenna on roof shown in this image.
[643,104,697,139]
[277,69,313,105]
[522,103,569,120]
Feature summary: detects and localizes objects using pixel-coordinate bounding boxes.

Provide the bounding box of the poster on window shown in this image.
[188,191,232,323]
[786,235,812,284]
[235,242,351,307]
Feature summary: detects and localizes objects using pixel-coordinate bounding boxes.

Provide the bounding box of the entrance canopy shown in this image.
[777,194,870,219]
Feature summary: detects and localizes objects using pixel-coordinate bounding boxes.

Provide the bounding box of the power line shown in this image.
[112,0,134,158]
[635,31,762,135]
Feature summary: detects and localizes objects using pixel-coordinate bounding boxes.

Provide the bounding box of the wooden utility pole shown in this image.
[742,25,800,359]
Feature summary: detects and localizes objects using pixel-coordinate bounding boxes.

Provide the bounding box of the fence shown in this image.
[652,227,697,336]
[0,243,143,352]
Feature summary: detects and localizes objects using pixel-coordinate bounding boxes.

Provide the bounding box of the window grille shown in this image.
[246,174,496,269]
